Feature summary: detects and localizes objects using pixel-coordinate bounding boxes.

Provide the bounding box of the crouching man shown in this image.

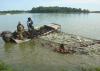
[17,21,25,40]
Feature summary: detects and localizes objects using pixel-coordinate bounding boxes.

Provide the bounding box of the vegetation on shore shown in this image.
[30,6,90,13]
[0,10,28,14]
[91,11,100,13]
[0,60,13,71]
[0,6,90,14]
[0,7,100,14]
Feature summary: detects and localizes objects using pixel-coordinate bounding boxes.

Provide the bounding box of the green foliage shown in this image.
[95,67,100,71]
[0,61,13,71]
[0,6,90,14]
[30,6,90,13]
[79,66,100,71]
[0,10,27,14]
[91,11,100,13]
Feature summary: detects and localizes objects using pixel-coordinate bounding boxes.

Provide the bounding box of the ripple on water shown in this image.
[0,38,100,71]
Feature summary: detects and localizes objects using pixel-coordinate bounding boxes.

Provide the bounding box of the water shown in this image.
[0,13,100,71]
[0,13,100,39]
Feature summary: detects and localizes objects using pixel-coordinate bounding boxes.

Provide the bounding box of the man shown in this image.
[59,44,65,53]
[17,21,25,40]
[27,17,34,31]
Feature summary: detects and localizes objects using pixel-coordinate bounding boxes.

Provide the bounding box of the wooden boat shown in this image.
[0,23,61,43]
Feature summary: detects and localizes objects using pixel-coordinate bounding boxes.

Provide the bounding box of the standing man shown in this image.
[27,17,34,31]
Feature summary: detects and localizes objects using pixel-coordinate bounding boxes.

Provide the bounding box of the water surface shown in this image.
[0,13,100,39]
[0,13,100,71]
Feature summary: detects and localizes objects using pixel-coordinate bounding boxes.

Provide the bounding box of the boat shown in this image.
[0,23,61,43]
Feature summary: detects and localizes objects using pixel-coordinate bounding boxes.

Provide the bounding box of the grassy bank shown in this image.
[0,60,13,71]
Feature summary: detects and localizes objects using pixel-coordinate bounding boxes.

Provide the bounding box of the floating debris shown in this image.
[40,32,100,55]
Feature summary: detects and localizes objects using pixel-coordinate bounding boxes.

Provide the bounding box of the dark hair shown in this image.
[28,17,31,21]
[60,44,64,48]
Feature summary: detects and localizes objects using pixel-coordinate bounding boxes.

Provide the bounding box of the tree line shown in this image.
[91,11,100,13]
[0,6,90,14]
[0,10,27,14]
[30,6,90,13]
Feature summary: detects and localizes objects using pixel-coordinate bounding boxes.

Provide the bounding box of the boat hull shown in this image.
[1,24,61,43]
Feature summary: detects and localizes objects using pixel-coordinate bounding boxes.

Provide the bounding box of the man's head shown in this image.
[28,17,31,21]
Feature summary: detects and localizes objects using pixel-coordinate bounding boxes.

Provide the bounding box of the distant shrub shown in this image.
[0,60,13,71]
[95,67,100,71]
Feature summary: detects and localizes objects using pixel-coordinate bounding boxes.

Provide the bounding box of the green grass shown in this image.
[0,61,13,71]
[79,66,100,71]
[95,67,100,71]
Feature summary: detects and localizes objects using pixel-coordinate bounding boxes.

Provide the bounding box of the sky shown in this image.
[0,0,100,11]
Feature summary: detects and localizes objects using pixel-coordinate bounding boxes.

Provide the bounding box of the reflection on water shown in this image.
[4,43,15,53]
[0,38,100,71]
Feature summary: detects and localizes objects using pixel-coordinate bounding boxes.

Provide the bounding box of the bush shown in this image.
[0,61,13,71]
